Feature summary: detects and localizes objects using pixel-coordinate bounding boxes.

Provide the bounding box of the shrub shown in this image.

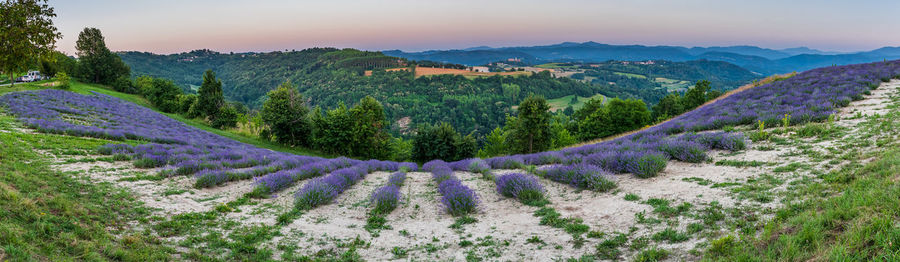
[194,170,228,188]
[398,162,418,172]
[495,173,545,204]
[370,185,401,215]
[658,140,708,163]
[387,172,407,187]
[467,158,491,174]
[538,163,616,192]
[621,151,668,178]
[211,104,239,129]
[294,178,338,210]
[422,160,448,172]
[55,72,70,89]
[438,179,479,216]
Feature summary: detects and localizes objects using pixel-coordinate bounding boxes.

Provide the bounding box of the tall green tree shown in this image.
[508,95,552,154]
[651,94,683,121]
[75,27,129,86]
[476,126,509,158]
[0,0,61,86]
[314,103,354,155]
[683,80,711,110]
[412,122,474,162]
[606,98,651,134]
[349,96,391,159]
[260,81,311,146]
[574,97,612,141]
[196,69,225,119]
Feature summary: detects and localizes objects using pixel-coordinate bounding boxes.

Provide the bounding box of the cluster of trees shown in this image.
[260,83,398,160]
[133,70,240,129]
[651,80,722,121]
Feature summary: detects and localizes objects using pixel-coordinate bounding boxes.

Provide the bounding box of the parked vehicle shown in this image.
[15,71,44,82]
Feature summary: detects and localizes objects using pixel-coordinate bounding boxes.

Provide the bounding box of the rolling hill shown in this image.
[385,42,900,75]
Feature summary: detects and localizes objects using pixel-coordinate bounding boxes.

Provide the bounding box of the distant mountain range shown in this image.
[383,42,900,75]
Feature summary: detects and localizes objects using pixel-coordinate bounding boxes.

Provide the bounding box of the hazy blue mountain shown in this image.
[385,42,900,75]
[684,45,792,60]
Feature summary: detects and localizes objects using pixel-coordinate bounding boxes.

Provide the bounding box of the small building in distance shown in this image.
[470,66,490,72]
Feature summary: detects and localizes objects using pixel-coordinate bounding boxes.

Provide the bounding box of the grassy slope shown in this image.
[0,114,172,261]
[704,85,900,261]
[0,80,326,157]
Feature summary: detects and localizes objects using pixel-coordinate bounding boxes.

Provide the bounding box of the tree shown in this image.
[502,83,521,103]
[260,81,311,146]
[211,104,238,129]
[574,97,612,140]
[0,0,61,86]
[651,94,683,121]
[349,96,391,159]
[683,80,711,110]
[477,127,509,158]
[412,122,473,162]
[135,77,181,113]
[606,98,650,134]
[550,112,577,149]
[508,95,552,154]
[75,27,130,85]
[196,69,224,119]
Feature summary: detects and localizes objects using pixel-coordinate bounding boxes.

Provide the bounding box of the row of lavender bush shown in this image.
[425,160,479,216]
[370,171,407,215]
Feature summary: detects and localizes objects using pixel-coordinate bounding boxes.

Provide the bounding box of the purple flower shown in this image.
[495,173,545,203]
[370,185,401,214]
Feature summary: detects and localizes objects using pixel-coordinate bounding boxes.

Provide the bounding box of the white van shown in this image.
[16,71,43,82]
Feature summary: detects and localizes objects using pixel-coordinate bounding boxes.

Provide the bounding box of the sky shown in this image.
[50,0,900,55]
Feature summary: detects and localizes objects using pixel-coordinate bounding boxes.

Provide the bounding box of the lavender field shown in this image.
[2,60,900,260]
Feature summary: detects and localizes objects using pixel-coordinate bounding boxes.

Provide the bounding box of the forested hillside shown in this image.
[119,49,600,137]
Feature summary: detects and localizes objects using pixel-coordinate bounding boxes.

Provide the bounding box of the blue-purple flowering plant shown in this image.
[495,173,545,205]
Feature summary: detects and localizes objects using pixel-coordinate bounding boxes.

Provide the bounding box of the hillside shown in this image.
[2,60,899,260]
[386,42,900,75]
[120,48,620,137]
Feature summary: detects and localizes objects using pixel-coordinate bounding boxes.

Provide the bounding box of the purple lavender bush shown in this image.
[294,178,339,210]
[387,172,407,187]
[370,185,401,215]
[398,162,418,172]
[438,179,479,216]
[622,151,669,178]
[658,140,708,163]
[495,173,545,205]
[194,170,229,188]
[538,163,616,192]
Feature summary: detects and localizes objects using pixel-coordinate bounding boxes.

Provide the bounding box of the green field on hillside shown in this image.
[613,71,647,79]
[545,94,606,112]
[535,63,577,69]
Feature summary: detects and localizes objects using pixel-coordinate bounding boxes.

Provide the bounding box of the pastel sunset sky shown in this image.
[51,0,900,55]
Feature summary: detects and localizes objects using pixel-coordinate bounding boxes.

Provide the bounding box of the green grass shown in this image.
[0,115,172,260]
[613,72,647,79]
[1,80,325,157]
[545,94,606,112]
[705,94,900,261]
[534,63,577,69]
